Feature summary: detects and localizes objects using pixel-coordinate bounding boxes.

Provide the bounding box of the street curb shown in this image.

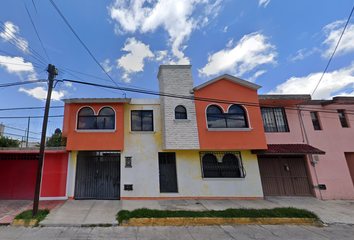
[120,217,323,227]
[12,219,38,227]
[39,223,119,227]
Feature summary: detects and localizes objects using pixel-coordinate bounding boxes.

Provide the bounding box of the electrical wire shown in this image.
[0,115,64,119]
[0,21,48,65]
[49,0,126,96]
[0,79,47,88]
[25,4,51,63]
[0,106,64,111]
[2,132,41,140]
[62,78,354,116]
[312,4,354,96]
[4,126,41,135]
[0,49,46,68]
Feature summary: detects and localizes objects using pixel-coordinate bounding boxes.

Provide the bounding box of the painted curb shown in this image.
[12,219,38,227]
[120,218,323,227]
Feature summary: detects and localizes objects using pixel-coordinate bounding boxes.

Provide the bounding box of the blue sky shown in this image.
[1,0,354,141]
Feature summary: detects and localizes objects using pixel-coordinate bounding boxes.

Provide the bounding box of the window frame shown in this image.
[310,111,322,131]
[200,151,246,179]
[260,107,289,132]
[206,104,251,131]
[175,105,187,119]
[76,106,116,132]
[337,109,349,128]
[130,110,154,132]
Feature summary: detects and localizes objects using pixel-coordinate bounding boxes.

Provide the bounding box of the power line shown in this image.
[0,21,48,66]
[0,79,47,88]
[0,115,63,119]
[2,132,41,140]
[25,4,51,63]
[312,4,354,96]
[0,49,46,68]
[0,106,64,111]
[4,125,41,135]
[49,0,126,96]
[62,78,354,116]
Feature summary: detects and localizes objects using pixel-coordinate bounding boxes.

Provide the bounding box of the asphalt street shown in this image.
[1,224,354,240]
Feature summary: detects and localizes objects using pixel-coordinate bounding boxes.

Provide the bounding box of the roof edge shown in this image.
[258,94,311,100]
[193,74,262,91]
[157,65,192,79]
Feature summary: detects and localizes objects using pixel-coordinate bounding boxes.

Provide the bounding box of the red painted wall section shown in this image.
[194,79,267,150]
[40,152,69,198]
[63,102,124,150]
[0,160,37,199]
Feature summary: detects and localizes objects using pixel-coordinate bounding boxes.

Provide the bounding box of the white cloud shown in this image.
[0,55,37,79]
[288,48,319,62]
[101,59,113,73]
[198,32,277,77]
[269,62,354,99]
[117,37,154,82]
[109,0,223,64]
[222,26,228,33]
[259,0,271,8]
[248,70,267,82]
[19,86,67,101]
[0,21,29,53]
[322,20,354,58]
[155,50,167,61]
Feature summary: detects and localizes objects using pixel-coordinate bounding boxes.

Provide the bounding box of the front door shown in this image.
[159,152,178,193]
[75,152,120,199]
[258,155,312,196]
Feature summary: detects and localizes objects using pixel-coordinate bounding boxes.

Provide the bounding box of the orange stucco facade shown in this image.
[62,102,124,150]
[194,79,267,150]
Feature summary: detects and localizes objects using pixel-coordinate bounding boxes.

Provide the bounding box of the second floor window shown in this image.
[261,107,289,132]
[310,112,321,130]
[77,107,115,130]
[131,110,153,131]
[338,110,349,128]
[206,105,247,128]
[175,105,187,119]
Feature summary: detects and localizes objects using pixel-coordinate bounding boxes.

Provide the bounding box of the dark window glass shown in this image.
[310,112,321,130]
[207,105,247,128]
[175,105,187,119]
[77,107,115,130]
[338,110,349,128]
[131,110,153,131]
[261,107,289,132]
[78,107,96,129]
[97,107,115,129]
[201,153,243,178]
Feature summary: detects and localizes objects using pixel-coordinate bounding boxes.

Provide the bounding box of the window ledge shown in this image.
[174,119,190,123]
[207,128,253,132]
[75,129,116,133]
[203,178,246,181]
[129,131,155,134]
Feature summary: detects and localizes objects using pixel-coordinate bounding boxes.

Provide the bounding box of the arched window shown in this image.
[77,106,115,130]
[175,105,187,119]
[227,105,247,128]
[206,104,247,128]
[97,107,115,129]
[222,153,241,178]
[200,152,245,178]
[77,107,95,129]
[207,105,226,128]
[201,153,219,178]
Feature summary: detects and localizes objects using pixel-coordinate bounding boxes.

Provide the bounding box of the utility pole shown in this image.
[33,64,58,216]
[26,116,30,148]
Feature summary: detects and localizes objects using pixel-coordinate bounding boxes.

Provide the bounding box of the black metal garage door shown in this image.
[75,151,120,199]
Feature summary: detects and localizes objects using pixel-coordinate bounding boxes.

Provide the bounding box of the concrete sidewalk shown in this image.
[40,197,354,227]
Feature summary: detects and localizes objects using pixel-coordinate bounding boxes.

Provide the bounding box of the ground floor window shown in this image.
[199,151,246,178]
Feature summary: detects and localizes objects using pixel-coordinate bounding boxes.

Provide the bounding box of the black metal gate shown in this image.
[75,151,120,199]
[159,152,178,193]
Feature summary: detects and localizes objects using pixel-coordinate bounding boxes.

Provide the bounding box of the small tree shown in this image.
[46,128,64,147]
[0,134,20,148]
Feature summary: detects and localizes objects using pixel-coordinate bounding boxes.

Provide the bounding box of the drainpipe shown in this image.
[297,105,323,200]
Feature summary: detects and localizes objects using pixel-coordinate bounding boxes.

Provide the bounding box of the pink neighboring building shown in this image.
[257,95,354,200]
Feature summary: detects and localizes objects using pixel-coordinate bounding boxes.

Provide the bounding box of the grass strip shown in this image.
[14,209,50,227]
[117,207,318,224]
